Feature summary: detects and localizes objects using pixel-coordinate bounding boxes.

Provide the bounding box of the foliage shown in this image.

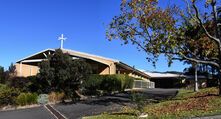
[37,60,54,93]
[26,76,43,93]
[83,114,136,119]
[38,49,92,101]
[107,0,220,67]
[82,74,103,95]
[7,77,32,92]
[107,0,179,67]
[0,66,5,84]
[107,0,221,94]
[7,76,49,94]
[130,92,146,115]
[48,92,65,103]
[4,63,17,84]
[0,84,20,105]
[83,74,134,94]
[16,93,38,106]
[100,75,122,93]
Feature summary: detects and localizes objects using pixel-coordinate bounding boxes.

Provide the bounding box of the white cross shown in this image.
[58,34,67,49]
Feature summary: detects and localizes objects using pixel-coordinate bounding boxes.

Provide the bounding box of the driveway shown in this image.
[54,96,129,119]
[54,88,179,119]
[0,106,54,119]
[0,88,179,119]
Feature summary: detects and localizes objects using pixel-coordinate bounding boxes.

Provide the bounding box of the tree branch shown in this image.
[192,2,221,45]
[179,52,220,68]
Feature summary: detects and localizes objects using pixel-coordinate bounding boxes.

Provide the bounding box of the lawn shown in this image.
[84,87,221,119]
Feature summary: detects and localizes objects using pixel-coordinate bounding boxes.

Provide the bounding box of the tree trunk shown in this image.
[218,69,221,96]
[218,78,221,96]
[194,64,199,92]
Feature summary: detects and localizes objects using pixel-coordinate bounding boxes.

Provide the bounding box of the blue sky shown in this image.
[0,0,190,72]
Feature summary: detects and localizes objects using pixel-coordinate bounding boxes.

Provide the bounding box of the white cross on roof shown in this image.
[58,34,67,49]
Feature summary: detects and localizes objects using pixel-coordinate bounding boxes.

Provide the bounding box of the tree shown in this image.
[107,0,221,94]
[37,60,54,93]
[4,63,17,83]
[0,66,4,84]
[38,49,92,101]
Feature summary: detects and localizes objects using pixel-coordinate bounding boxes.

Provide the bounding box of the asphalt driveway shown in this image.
[0,88,179,119]
[54,88,179,119]
[0,106,54,119]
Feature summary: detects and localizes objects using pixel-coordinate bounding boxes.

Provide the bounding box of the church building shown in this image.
[15,35,150,81]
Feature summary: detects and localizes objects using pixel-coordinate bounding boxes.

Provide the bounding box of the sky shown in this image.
[0,0,191,72]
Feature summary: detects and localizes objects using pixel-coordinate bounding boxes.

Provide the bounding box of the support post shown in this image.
[194,63,199,92]
[19,62,23,76]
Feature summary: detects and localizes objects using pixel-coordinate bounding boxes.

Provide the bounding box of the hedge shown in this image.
[83,74,134,94]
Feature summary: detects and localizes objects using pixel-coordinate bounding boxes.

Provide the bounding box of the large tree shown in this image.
[107,0,221,94]
[38,49,92,101]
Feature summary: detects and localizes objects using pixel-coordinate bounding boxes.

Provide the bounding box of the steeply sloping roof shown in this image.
[16,48,55,63]
[62,49,119,63]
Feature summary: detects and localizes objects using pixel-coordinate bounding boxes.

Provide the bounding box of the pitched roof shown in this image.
[16,48,150,78]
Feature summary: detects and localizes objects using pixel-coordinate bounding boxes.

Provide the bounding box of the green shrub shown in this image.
[83,74,135,94]
[123,76,134,89]
[82,75,103,95]
[16,93,38,106]
[83,75,103,90]
[0,84,20,105]
[7,77,32,92]
[101,75,122,93]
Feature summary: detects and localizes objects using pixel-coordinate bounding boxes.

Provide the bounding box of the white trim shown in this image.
[72,57,79,60]
[43,53,48,58]
[21,59,46,63]
[16,48,55,63]
[19,62,22,76]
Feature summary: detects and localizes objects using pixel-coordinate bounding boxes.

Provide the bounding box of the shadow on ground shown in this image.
[54,88,179,119]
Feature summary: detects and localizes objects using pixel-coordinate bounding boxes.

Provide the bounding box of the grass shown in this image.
[83,114,136,119]
[84,87,221,119]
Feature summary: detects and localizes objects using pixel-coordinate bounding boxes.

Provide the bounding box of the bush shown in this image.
[48,92,65,103]
[101,75,122,93]
[82,74,103,95]
[0,84,20,105]
[27,76,51,94]
[7,77,32,92]
[83,74,134,94]
[16,93,38,106]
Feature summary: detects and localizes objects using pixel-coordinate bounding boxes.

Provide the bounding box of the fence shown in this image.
[133,80,155,89]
